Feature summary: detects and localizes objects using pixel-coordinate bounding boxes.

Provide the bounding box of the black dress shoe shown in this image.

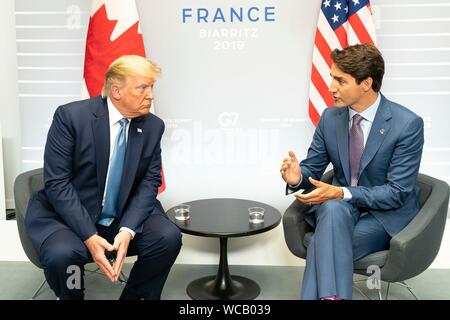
[119,287,141,300]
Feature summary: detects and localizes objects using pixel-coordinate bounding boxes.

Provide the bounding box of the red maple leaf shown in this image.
[83,4,146,97]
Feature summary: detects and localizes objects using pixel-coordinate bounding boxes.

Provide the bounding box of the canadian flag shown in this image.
[82,0,166,194]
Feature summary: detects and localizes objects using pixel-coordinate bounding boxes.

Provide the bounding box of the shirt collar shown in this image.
[348,93,381,123]
[107,97,128,126]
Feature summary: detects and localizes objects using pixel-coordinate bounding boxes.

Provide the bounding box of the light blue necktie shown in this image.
[97,117,129,226]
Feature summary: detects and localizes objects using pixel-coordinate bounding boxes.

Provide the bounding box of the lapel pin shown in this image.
[380,128,385,135]
[137,128,143,133]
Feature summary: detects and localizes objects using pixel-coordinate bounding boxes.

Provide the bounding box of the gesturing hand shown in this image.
[280,150,302,186]
[84,234,117,282]
[295,177,344,205]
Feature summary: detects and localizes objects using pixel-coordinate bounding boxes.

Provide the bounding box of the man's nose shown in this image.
[145,88,153,100]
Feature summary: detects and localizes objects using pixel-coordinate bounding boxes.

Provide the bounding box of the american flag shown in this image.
[308,0,377,126]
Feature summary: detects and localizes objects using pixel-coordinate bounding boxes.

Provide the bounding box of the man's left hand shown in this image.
[295,177,344,205]
[112,231,132,282]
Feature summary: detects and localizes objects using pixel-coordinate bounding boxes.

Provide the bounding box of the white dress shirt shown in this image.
[103,98,136,238]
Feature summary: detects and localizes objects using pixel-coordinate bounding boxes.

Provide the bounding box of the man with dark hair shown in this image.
[280,43,424,300]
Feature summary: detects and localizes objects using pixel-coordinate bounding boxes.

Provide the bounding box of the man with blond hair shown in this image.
[26,55,181,300]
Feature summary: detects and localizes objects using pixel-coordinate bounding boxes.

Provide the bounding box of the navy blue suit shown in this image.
[289,94,424,299]
[25,96,181,299]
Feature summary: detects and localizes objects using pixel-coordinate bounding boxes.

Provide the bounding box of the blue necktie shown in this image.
[97,118,129,226]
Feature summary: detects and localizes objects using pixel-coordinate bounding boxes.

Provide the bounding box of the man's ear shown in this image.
[110,84,121,100]
[362,77,373,92]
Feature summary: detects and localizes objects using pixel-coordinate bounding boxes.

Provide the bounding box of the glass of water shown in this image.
[248,207,265,224]
[174,204,191,221]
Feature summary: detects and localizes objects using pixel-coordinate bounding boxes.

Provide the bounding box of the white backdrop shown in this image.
[140,0,317,266]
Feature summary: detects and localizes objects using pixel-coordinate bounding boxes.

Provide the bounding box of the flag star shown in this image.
[323,0,331,8]
[332,14,339,23]
[353,0,360,5]
[344,6,349,13]
[334,1,342,10]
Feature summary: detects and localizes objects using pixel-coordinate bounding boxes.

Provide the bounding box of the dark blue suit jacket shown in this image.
[25,96,165,250]
[291,94,424,236]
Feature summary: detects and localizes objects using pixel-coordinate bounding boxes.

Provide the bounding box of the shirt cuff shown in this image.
[288,174,303,189]
[342,187,352,200]
[286,175,303,194]
[119,227,136,239]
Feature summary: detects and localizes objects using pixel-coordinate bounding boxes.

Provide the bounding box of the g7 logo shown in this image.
[218,112,239,127]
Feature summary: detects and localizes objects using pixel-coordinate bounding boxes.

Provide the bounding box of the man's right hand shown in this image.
[84,234,117,282]
[280,150,302,186]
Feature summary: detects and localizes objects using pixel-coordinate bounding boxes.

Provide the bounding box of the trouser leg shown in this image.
[300,233,319,300]
[39,229,90,300]
[302,200,360,300]
[122,214,182,300]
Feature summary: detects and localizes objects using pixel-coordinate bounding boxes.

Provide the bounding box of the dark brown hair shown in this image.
[331,43,385,92]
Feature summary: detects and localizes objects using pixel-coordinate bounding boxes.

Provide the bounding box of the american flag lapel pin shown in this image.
[137,128,143,134]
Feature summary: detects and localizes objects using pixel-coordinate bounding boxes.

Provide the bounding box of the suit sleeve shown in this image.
[119,123,164,232]
[43,106,97,241]
[347,116,424,210]
[286,109,331,194]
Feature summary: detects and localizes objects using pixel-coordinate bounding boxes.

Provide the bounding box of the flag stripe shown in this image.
[312,45,332,86]
[346,21,360,45]
[348,8,375,45]
[309,100,321,127]
[311,65,334,106]
[314,29,334,69]
[334,25,348,49]
[309,83,329,115]
[359,5,377,44]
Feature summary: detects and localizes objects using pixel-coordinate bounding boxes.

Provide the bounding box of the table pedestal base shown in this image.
[187,275,260,300]
[186,237,260,300]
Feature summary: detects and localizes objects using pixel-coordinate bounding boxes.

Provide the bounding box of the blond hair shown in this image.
[101,55,161,97]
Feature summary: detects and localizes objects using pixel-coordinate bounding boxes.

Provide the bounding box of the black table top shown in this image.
[166,198,281,238]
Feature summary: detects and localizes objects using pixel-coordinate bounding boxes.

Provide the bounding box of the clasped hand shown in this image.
[84,231,132,283]
[295,177,343,205]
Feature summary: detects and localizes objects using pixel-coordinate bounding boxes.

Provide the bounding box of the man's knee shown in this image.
[316,200,353,224]
[41,243,85,271]
[352,241,365,261]
[140,222,182,259]
[160,224,182,257]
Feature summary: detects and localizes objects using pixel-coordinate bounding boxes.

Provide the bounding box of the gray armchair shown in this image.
[14,168,128,299]
[14,168,45,299]
[282,170,450,299]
